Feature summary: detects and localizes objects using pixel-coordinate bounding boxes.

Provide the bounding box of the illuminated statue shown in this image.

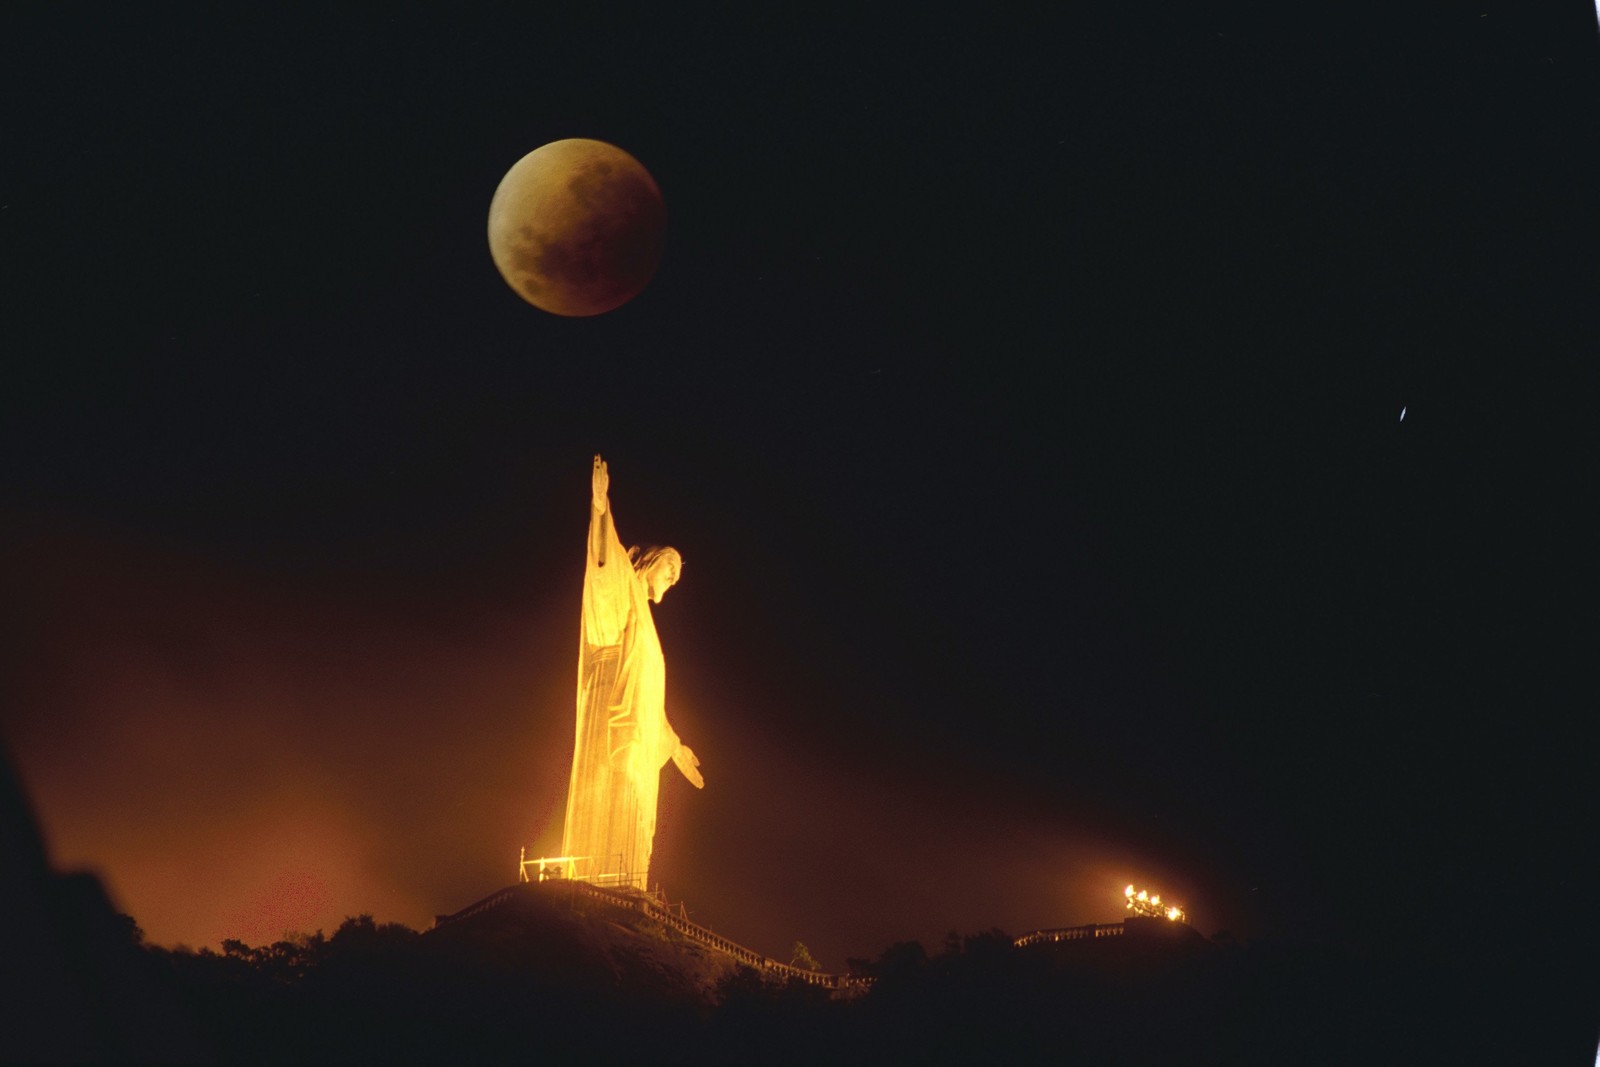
[560,455,703,890]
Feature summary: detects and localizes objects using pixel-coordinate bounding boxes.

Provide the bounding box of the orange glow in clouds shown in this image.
[219,872,332,946]
[4,522,571,948]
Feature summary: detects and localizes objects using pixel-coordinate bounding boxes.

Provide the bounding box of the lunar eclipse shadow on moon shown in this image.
[487,139,666,317]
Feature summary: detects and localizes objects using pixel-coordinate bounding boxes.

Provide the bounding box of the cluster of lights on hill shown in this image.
[1125,884,1185,923]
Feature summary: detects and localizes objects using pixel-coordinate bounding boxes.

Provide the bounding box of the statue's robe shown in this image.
[560,503,683,889]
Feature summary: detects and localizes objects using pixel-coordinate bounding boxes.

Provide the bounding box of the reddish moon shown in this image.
[487,139,666,317]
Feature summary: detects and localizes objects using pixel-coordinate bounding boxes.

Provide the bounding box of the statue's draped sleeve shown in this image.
[582,505,632,647]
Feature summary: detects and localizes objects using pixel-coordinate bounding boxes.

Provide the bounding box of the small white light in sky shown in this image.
[1399,406,1407,422]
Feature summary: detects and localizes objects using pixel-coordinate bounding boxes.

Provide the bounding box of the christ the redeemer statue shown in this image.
[560,455,703,890]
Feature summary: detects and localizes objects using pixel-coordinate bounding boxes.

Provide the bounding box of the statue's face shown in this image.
[645,555,680,604]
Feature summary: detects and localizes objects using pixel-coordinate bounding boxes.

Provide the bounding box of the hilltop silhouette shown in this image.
[7,747,1598,1063]
[33,883,1462,1063]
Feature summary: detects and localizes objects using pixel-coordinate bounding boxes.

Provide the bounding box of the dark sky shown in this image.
[3,8,1595,970]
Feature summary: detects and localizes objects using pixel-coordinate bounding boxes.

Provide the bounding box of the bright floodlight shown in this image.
[1125,883,1186,922]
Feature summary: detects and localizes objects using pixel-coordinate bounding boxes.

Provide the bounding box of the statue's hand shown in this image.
[672,743,704,789]
[591,454,610,514]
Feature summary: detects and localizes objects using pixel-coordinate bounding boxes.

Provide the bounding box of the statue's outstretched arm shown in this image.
[590,455,611,566]
[582,455,631,643]
[672,741,704,789]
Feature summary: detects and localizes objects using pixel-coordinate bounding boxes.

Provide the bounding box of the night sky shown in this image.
[4,8,1595,973]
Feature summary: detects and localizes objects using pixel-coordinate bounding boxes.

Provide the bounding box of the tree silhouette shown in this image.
[790,940,821,971]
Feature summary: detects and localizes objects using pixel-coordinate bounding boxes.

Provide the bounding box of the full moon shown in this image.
[487,139,666,317]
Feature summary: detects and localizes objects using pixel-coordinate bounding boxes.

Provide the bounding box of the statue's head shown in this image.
[631,545,683,604]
